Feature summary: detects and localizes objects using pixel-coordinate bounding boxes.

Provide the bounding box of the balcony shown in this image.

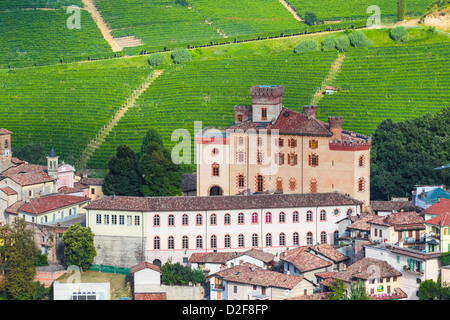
[427,232,440,240]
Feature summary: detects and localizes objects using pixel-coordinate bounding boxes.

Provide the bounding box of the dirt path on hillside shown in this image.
[82,0,122,52]
[279,0,302,21]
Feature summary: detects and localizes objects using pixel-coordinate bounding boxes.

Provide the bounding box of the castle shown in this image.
[195,85,371,207]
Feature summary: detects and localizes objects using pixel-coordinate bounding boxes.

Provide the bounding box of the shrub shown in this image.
[304,12,318,26]
[349,31,369,47]
[389,26,409,42]
[175,0,190,6]
[335,35,350,52]
[171,48,192,64]
[148,52,165,66]
[322,35,337,51]
[294,39,319,53]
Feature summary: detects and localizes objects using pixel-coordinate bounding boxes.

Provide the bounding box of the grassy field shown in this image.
[0,57,151,165]
[0,9,114,69]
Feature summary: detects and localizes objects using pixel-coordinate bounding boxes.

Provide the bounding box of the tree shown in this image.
[139,129,184,197]
[294,39,319,53]
[327,278,348,300]
[171,48,192,64]
[335,35,350,52]
[418,279,440,300]
[348,31,370,47]
[102,145,143,196]
[322,35,336,51]
[347,281,370,300]
[61,223,96,272]
[397,0,406,21]
[390,26,409,42]
[12,143,48,165]
[161,259,205,285]
[148,52,165,67]
[304,12,318,26]
[0,218,38,300]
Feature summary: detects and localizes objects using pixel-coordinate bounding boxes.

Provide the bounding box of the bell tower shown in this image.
[0,128,13,173]
[47,148,59,180]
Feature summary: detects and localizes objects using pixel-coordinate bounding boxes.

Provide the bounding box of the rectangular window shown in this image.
[234,286,238,294]
[96,214,101,224]
[127,215,132,226]
[103,215,109,225]
[134,215,140,226]
[261,108,267,120]
[119,215,124,225]
[112,215,117,225]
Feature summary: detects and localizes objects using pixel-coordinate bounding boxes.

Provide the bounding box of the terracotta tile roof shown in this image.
[369,211,425,231]
[5,200,25,214]
[230,108,333,137]
[333,258,401,283]
[0,186,17,196]
[308,244,349,263]
[210,263,304,289]
[390,246,441,260]
[129,261,162,274]
[240,248,275,263]
[189,252,239,264]
[315,271,337,280]
[347,213,377,231]
[85,192,362,212]
[369,287,408,300]
[18,195,90,214]
[425,212,450,227]
[59,181,88,194]
[0,128,12,135]
[134,293,167,300]
[80,178,104,186]
[287,292,329,300]
[370,200,417,213]
[1,163,46,176]
[280,246,332,272]
[422,199,450,215]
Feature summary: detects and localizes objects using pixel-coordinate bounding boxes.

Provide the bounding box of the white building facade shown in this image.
[85,192,362,267]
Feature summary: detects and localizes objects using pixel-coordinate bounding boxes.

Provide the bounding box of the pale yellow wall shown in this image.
[87,209,145,237]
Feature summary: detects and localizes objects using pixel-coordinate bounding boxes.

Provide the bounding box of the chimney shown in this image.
[328,116,344,140]
[303,106,318,119]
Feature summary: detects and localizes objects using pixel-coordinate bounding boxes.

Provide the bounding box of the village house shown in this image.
[208,262,313,300]
[280,243,348,287]
[84,192,363,268]
[324,257,406,300]
[195,85,371,208]
[189,248,275,275]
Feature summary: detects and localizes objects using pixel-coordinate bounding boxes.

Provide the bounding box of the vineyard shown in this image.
[0,9,114,69]
[0,57,151,165]
[318,42,450,136]
[86,49,339,168]
[286,0,435,22]
[0,0,83,10]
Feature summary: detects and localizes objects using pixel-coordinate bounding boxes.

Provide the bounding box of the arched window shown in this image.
[256,175,264,192]
[210,213,217,225]
[306,210,313,222]
[252,234,258,247]
[279,233,285,246]
[212,163,220,176]
[154,236,160,250]
[277,153,284,165]
[238,213,244,224]
[293,211,299,222]
[153,215,160,226]
[320,210,326,221]
[168,214,174,226]
[210,235,217,249]
[238,234,244,248]
[293,232,299,246]
[358,155,365,167]
[358,178,365,192]
[288,153,298,166]
[309,154,319,167]
[238,174,245,188]
[279,211,285,223]
[224,213,231,225]
[196,214,202,225]
[309,139,318,149]
[5,140,8,149]
[182,236,189,249]
[182,214,188,226]
[196,236,203,249]
[265,212,272,223]
[266,234,272,247]
[289,178,297,191]
[252,212,258,224]
[307,232,313,245]
[288,138,297,148]
[321,232,327,244]
[168,236,174,250]
[224,235,231,248]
